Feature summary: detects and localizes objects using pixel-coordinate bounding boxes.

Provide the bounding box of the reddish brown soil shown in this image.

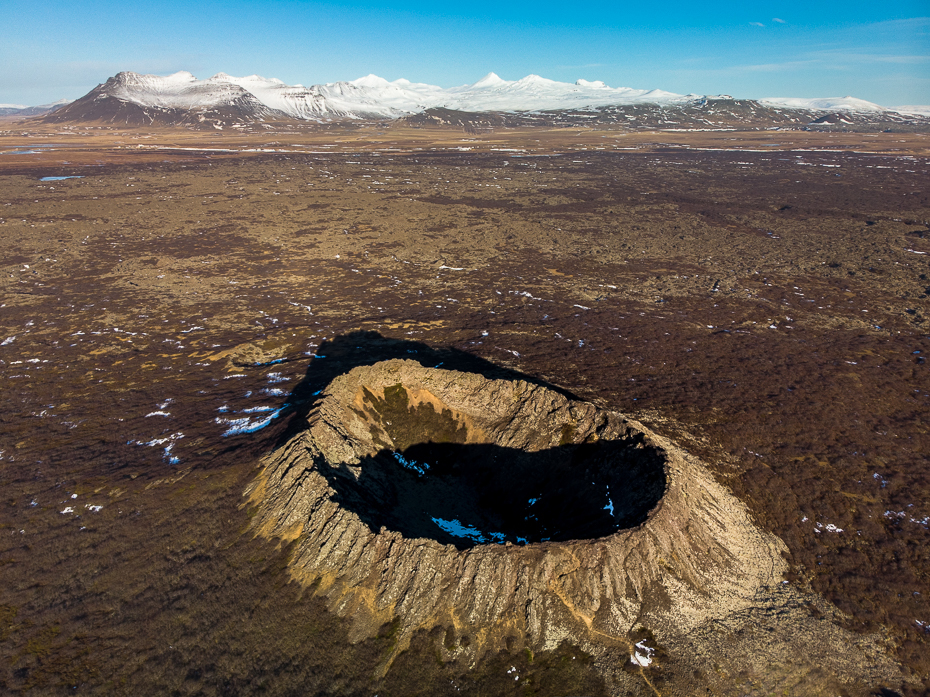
[0,125,927,695]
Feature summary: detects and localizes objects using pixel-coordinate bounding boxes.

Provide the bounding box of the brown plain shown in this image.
[0,120,927,696]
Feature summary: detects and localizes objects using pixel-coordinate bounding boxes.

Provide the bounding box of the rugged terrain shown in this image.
[0,123,928,695]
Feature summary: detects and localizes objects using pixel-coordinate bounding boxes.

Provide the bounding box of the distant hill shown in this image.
[0,99,71,117]
[400,99,930,132]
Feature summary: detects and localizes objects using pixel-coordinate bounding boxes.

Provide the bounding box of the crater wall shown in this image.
[246,359,789,663]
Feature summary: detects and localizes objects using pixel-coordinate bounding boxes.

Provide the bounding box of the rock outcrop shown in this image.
[246,359,787,663]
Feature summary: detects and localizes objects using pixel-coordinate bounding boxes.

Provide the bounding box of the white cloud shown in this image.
[750,22,765,27]
[808,49,930,66]
[861,16,930,31]
[555,62,607,70]
[738,60,818,72]
[664,59,819,79]
[773,18,786,24]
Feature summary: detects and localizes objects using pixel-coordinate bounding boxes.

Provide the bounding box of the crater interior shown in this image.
[320,382,666,548]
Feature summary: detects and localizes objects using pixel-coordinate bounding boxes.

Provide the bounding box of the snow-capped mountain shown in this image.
[37,69,930,130]
[217,73,450,119]
[444,73,690,112]
[48,70,702,123]
[891,105,930,117]
[103,71,254,109]
[758,96,887,112]
[45,71,288,126]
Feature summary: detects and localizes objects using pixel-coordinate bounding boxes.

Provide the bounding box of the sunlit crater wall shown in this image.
[246,359,788,661]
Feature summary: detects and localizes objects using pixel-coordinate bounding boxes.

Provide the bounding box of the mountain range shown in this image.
[11,70,930,131]
[0,99,72,117]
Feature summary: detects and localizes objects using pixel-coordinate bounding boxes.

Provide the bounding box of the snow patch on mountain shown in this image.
[889,105,930,117]
[759,96,886,112]
[439,73,690,112]
[470,72,509,89]
[105,71,255,109]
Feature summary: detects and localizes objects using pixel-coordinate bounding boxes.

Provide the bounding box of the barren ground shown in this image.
[0,123,928,696]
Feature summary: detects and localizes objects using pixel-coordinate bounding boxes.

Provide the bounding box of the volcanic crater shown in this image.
[247,359,788,660]
[321,381,668,549]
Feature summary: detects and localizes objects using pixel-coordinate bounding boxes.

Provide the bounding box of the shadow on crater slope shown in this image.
[278,330,579,435]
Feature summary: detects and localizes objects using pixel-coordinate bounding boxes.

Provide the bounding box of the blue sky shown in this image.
[1,0,927,106]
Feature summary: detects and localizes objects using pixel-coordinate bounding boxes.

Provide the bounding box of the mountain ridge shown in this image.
[27,70,930,130]
[0,98,71,117]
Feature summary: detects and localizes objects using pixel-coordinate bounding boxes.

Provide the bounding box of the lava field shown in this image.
[0,125,928,695]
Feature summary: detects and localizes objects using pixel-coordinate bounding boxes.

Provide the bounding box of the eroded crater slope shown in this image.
[247,359,788,660]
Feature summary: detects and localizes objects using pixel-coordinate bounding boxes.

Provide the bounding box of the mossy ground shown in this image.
[0,129,927,694]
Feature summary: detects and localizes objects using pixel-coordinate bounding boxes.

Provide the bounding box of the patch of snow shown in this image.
[631,641,655,667]
[432,517,486,544]
[130,432,184,464]
[216,408,283,436]
[393,452,429,475]
[814,522,844,533]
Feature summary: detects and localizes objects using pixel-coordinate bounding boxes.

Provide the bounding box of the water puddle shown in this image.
[2,143,69,155]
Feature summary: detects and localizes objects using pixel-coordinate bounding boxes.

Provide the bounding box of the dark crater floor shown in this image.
[318,438,667,549]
